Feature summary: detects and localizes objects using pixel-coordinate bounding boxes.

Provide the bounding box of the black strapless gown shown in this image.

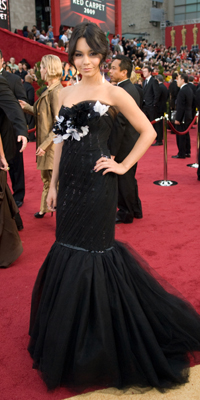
[28,101,200,391]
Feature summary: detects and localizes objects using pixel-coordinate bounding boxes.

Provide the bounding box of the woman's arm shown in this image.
[95,86,157,175]
[46,142,63,211]
[46,88,67,211]
[19,100,34,115]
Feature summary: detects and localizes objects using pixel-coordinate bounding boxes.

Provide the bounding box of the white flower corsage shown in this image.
[93,101,109,116]
[53,101,110,143]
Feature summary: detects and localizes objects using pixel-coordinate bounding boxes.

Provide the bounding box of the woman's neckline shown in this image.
[61,100,114,110]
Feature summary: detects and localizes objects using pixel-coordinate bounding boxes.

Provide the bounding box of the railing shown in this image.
[151,113,199,187]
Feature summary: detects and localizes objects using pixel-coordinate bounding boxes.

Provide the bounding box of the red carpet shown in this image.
[0,128,199,400]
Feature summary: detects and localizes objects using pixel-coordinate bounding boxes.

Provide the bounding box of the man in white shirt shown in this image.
[61,31,69,46]
[39,30,49,44]
[66,28,73,40]
[144,45,155,61]
[8,57,19,71]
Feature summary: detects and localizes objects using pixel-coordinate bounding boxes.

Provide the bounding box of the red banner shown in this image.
[60,0,115,33]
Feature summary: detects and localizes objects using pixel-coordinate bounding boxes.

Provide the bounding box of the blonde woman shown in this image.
[130,70,137,84]
[130,70,143,108]
[20,55,63,218]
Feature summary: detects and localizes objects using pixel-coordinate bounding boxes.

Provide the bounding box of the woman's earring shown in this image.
[102,72,105,83]
[76,74,79,84]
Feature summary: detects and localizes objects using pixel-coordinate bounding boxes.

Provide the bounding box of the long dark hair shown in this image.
[68,22,108,70]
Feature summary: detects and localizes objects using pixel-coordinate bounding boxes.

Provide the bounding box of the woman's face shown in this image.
[40,63,47,80]
[73,37,102,77]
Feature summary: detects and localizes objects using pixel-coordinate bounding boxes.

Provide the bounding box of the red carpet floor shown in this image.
[0,128,200,400]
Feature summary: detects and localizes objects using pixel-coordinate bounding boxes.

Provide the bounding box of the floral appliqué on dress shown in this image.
[53,101,109,143]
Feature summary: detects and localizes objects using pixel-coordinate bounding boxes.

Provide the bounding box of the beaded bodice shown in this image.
[55,101,118,251]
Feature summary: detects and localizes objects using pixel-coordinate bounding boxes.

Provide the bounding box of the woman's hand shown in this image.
[18,135,27,152]
[0,155,9,171]
[47,186,57,212]
[18,100,28,109]
[94,157,128,175]
[36,147,45,156]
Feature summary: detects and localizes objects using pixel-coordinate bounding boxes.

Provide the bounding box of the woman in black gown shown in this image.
[28,22,200,391]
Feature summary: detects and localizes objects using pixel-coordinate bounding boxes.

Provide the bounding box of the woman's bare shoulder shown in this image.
[59,85,76,104]
[109,83,127,97]
[106,83,131,107]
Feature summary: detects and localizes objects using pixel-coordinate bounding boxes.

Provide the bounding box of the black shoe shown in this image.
[34,212,46,218]
[15,212,24,231]
[15,200,23,208]
[115,216,133,224]
[185,154,191,158]
[151,142,163,146]
[134,213,143,219]
[171,155,185,159]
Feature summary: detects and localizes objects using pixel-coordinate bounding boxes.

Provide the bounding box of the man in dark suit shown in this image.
[23,75,35,141]
[195,86,200,181]
[169,72,179,134]
[172,73,193,159]
[142,65,160,122]
[134,82,143,109]
[15,62,27,82]
[0,49,27,207]
[109,55,142,224]
[152,74,169,146]
[188,75,197,119]
[0,76,28,229]
[0,76,28,157]
[169,72,179,113]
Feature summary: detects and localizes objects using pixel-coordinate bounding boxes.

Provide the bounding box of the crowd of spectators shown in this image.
[109,34,200,81]
[1,55,77,87]
[15,24,73,52]
[4,26,200,100]
[1,57,35,81]
[12,23,200,82]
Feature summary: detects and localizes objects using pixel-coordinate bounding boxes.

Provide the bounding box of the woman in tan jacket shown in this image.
[20,55,63,218]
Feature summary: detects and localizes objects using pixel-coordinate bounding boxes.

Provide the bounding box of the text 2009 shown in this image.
[84,8,95,14]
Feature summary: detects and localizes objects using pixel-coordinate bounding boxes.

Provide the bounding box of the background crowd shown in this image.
[13,23,200,79]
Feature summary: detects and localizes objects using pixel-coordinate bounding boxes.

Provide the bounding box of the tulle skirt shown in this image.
[28,240,200,391]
